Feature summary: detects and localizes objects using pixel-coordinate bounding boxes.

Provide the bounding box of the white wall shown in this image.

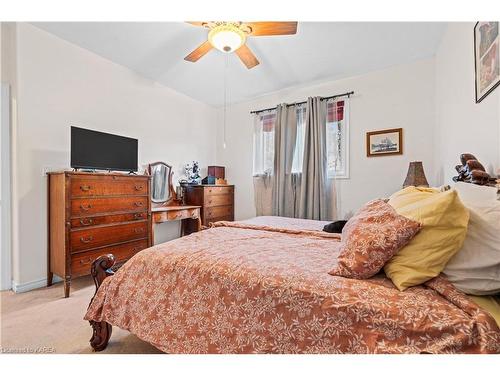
[434,22,500,185]
[12,23,217,289]
[1,22,17,291]
[216,59,436,220]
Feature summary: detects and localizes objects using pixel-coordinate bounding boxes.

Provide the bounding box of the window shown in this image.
[291,104,306,173]
[326,99,349,178]
[253,98,349,178]
[253,111,276,176]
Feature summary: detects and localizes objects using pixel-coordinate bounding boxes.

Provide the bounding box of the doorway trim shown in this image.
[1,83,12,290]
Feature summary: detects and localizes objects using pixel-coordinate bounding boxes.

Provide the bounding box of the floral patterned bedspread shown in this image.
[84,217,500,353]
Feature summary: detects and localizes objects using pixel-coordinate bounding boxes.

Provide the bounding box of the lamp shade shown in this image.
[403,161,429,188]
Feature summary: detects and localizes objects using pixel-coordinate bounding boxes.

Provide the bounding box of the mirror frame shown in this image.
[147,161,177,205]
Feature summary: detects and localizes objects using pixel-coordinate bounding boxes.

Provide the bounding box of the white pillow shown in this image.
[443,183,500,295]
[452,182,497,205]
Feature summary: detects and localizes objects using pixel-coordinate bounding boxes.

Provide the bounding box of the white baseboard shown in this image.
[12,275,63,293]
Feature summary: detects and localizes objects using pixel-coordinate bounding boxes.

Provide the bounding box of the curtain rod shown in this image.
[249,91,354,115]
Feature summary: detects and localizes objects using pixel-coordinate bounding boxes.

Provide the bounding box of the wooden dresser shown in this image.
[183,185,234,233]
[47,171,152,297]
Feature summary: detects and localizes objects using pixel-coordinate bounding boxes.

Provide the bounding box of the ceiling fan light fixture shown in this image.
[208,24,246,53]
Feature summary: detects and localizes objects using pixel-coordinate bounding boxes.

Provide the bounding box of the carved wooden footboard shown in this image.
[88,254,115,351]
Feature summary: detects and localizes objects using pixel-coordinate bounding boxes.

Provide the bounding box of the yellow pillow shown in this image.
[384,187,469,291]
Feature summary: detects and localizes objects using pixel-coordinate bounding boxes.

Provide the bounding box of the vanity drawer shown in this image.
[71,196,148,217]
[204,205,234,221]
[166,208,199,221]
[71,239,148,277]
[70,176,148,197]
[70,221,148,252]
[204,193,233,207]
[70,212,147,228]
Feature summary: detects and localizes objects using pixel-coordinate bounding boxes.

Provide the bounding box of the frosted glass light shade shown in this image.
[208,25,245,53]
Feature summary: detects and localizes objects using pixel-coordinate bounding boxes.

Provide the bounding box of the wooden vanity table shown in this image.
[151,205,201,241]
[147,162,202,243]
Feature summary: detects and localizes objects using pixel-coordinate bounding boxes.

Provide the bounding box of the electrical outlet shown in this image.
[43,166,70,176]
[42,167,51,177]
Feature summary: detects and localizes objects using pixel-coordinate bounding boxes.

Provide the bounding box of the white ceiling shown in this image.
[33,22,447,107]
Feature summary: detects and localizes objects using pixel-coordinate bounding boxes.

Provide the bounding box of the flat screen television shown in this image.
[71,126,138,172]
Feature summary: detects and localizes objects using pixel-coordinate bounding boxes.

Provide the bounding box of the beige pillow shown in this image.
[443,183,500,295]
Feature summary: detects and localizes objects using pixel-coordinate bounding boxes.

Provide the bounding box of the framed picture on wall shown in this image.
[474,22,500,103]
[366,128,403,157]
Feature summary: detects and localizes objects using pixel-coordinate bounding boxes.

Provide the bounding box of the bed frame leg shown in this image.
[88,254,115,352]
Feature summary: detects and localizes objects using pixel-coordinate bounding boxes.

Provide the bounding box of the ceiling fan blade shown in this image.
[186,21,208,27]
[235,44,260,69]
[245,22,298,36]
[184,40,213,62]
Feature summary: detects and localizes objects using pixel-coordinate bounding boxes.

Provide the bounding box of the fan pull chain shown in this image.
[223,54,228,149]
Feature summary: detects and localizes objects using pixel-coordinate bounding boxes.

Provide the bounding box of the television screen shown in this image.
[71,126,138,172]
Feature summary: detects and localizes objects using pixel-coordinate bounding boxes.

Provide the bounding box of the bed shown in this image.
[84,216,500,354]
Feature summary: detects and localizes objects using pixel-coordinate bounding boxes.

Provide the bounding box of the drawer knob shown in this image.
[135,185,143,191]
[134,213,144,219]
[80,204,92,211]
[79,258,92,265]
[80,236,93,244]
[80,185,91,192]
[134,202,144,207]
[79,218,94,226]
[134,228,144,234]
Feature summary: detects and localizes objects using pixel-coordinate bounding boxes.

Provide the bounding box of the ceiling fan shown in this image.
[184,21,298,69]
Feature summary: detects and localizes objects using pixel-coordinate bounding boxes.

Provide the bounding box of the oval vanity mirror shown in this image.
[148,162,175,204]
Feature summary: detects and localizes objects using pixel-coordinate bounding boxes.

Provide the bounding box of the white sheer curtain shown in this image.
[292,104,306,173]
[323,97,350,220]
[253,111,275,216]
[326,97,349,179]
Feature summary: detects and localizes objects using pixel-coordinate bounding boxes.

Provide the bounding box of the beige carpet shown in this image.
[0,276,161,354]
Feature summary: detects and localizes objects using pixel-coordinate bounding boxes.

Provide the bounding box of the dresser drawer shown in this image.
[71,196,148,217]
[204,193,233,207]
[204,205,233,221]
[71,239,148,277]
[70,221,148,252]
[70,176,148,197]
[70,212,147,228]
[203,186,234,196]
